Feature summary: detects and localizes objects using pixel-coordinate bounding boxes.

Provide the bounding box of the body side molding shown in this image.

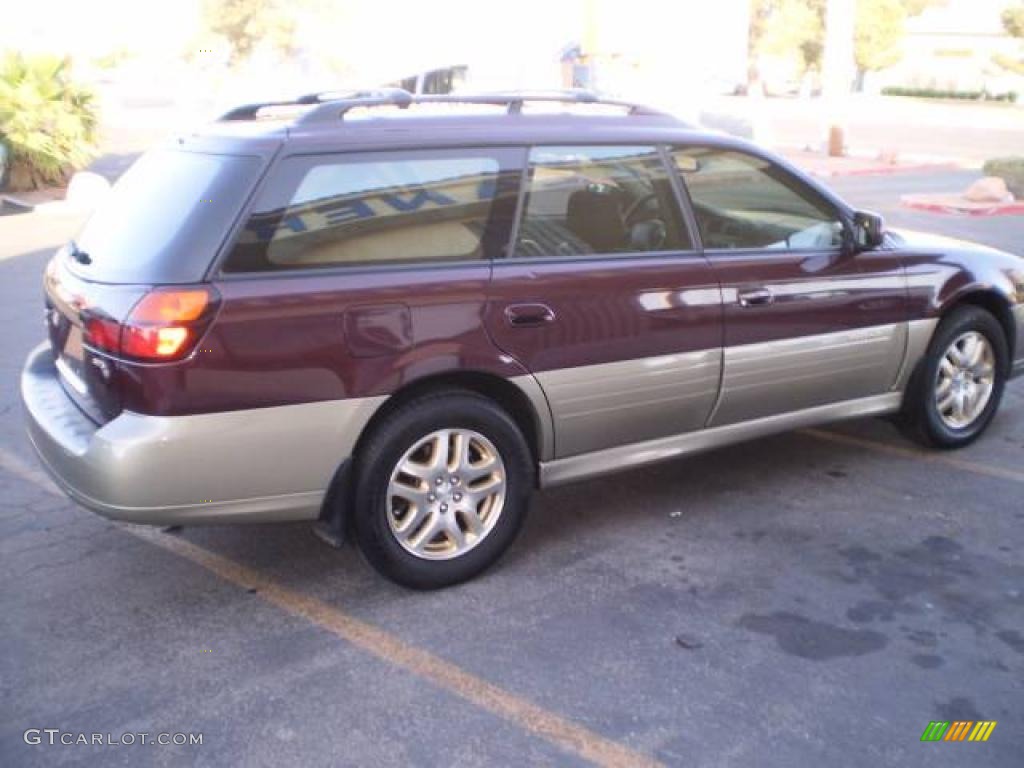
[539,392,903,487]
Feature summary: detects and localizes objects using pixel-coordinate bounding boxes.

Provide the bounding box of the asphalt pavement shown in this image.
[1,169,1022,767]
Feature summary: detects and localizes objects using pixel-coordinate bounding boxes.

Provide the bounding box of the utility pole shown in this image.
[581,0,600,90]
[821,0,856,156]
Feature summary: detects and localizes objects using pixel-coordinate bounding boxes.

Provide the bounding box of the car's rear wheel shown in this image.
[353,390,532,588]
[901,306,1008,449]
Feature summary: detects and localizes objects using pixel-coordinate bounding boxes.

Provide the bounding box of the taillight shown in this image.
[83,315,120,353]
[83,286,219,362]
[121,289,213,360]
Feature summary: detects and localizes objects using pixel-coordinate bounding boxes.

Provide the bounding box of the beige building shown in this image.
[869,0,1023,96]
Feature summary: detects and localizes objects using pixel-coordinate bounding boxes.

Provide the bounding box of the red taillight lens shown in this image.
[83,315,121,354]
[121,288,216,361]
[121,325,194,359]
[83,286,219,362]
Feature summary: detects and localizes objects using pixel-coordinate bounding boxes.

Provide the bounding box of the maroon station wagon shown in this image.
[21,90,1024,587]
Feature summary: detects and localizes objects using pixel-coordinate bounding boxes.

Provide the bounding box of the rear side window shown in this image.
[224,149,520,272]
[513,145,692,258]
[72,149,261,284]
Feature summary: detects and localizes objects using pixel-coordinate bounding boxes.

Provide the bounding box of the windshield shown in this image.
[70,149,262,284]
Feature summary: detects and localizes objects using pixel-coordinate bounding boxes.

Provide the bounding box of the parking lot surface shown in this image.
[2,171,1022,767]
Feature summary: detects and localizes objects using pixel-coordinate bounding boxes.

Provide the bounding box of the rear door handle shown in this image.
[505,303,556,327]
[737,288,774,307]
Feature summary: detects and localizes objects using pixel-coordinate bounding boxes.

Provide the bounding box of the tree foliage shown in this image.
[0,52,98,191]
[201,0,297,64]
[855,0,907,73]
[751,0,824,72]
[749,0,940,79]
[997,3,1024,75]
[1003,5,1024,38]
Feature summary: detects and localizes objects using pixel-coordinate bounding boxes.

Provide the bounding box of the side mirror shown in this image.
[851,210,885,251]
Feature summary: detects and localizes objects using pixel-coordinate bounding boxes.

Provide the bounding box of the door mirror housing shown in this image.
[851,210,885,251]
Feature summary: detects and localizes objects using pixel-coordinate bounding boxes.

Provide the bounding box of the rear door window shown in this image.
[223,149,521,272]
[513,145,692,258]
[71,149,262,284]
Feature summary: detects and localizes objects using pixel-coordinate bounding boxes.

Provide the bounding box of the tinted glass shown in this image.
[71,150,261,284]
[673,148,843,251]
[514,145,691,258]
[224,150,519,272]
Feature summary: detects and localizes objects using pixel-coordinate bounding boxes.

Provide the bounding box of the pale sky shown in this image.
[2,0,1015,60]
[0,0,1015,89]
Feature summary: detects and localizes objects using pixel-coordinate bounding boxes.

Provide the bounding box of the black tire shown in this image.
[352,389,533,589]
[899,305,1008,449]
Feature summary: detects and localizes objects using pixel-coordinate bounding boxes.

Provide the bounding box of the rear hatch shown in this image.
[44,148,263,423]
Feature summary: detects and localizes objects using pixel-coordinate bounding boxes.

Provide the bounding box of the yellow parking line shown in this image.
[0,447,59,492]
[0,445,662,768]
[800,428,1024,485]
[130,527,662,768]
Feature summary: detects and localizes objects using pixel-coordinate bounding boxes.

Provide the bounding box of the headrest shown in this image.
[566,187,626,253]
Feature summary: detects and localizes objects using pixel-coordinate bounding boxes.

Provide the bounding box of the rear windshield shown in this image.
[70,149,262,284]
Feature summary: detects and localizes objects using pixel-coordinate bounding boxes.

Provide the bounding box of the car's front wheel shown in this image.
[353,390,532,588]
[901,305,1008,449]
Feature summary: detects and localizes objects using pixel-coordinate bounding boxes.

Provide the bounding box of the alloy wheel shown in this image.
[386,429,506,560]
[934,331,996,430]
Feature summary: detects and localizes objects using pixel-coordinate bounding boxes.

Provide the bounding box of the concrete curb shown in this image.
[807,162,960,178]
[900,195,1024,217]
[778,144,971,178]
[1,195,35,215]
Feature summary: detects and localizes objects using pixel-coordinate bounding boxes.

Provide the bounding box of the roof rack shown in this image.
[217,88,668,124]
[217,88,412,121]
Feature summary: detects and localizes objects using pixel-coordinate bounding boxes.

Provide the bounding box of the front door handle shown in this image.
[737,288,775,307]
[505,303,556,327]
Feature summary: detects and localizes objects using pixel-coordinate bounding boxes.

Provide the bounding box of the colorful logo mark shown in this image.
[921,721,997,742]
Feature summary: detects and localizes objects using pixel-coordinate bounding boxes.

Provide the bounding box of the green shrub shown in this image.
[881,86,1018,103]
[0,52,98,191]
[982,157,1024,198]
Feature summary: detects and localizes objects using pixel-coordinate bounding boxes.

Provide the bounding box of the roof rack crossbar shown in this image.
[217,88,413,121]
[290,88,667,124]
[218,88,668,124]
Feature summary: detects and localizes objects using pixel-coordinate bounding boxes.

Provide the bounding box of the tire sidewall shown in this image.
[354,393,532,589]
[918,308,1008,447]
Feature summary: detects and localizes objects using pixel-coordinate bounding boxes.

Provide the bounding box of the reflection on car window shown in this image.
[225,151,516,271]
[514,145,691,258]
[673,148,843,251]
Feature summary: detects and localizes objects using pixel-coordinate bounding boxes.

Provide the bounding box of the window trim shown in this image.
[667,144,855,256]
[213,145,526,278]
[501,142,701,264]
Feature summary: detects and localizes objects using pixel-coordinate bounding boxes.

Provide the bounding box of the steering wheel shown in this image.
[622,192,659,225]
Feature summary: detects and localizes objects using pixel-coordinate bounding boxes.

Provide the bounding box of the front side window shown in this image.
[224,149,519,272]
[514,145,691,258]
[673,147,844,251]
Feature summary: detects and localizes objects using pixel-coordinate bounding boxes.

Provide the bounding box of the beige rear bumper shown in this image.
[21,343,383,525]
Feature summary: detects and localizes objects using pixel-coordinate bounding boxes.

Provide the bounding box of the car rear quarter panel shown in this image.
[117,265,536,416]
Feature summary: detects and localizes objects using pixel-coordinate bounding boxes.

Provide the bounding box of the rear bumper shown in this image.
[21,343,383,525]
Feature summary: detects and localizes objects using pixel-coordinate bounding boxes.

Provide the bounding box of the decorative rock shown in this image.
[963,176,1014,204]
